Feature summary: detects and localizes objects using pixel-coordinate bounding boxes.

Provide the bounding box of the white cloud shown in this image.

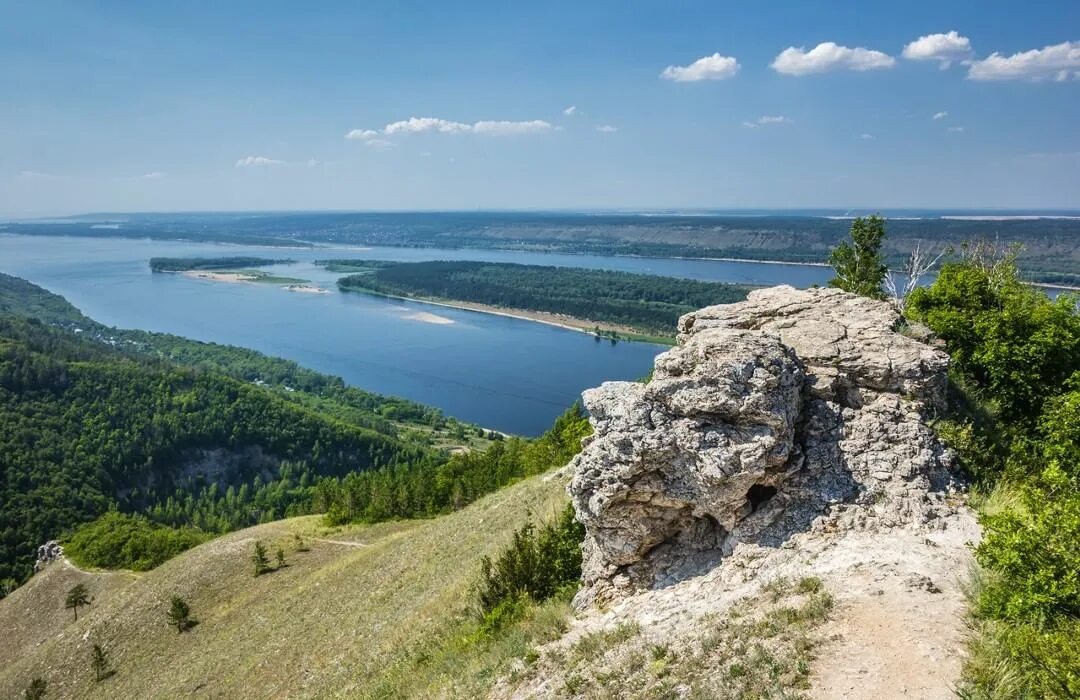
[345,129,381,141]
[384,117,473,135]
[771,42,895,76]
[932,111,948,120]
[142,171,165,179]
[948,126,965,133]
[859,133,875,140]
[18,170,60,179]
[596,125,618,133]
[563,105,577,116]
[472,120,552,135]
[902,31,973,68]
[967,41,1080,81]
[742,115,792,128]
[347,117,554,142]
[235,156,284,167]
[364,139,394,148]
[660,53,740,82]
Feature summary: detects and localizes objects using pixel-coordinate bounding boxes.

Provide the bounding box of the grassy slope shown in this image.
[0,472,567,699]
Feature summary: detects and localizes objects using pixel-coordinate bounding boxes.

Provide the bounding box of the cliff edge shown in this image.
[504,286,978,699]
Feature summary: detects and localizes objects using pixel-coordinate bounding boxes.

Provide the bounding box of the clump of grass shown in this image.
[506,579,835,699]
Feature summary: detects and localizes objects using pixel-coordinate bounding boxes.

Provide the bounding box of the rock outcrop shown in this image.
[569,286,960,606]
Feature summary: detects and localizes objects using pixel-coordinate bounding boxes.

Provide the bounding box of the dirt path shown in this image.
[807,533,975,699]
[310,537,370,548]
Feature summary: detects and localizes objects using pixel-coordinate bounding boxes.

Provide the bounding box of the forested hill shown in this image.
[335,260,749,337]
[0,273,489,585]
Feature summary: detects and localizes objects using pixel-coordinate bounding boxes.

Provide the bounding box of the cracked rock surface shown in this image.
[569,286,960,606]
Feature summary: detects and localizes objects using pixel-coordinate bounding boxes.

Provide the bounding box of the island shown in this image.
[330,259,750,343]
[149,256,319,289]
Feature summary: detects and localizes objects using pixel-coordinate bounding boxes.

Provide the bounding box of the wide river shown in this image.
[0,234,832,434]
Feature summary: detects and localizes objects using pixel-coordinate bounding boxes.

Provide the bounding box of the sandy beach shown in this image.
[183,270,259,283]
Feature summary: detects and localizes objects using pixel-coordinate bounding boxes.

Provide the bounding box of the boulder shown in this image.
[569,286,958,606]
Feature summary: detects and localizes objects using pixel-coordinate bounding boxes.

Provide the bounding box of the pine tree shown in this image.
[252,541,270,576]
[827,215,889,300]
[91,643,110,682]
[276,547,286,568]
[166,595,193,633]
[24,678,47,700]
[65,583,91,621]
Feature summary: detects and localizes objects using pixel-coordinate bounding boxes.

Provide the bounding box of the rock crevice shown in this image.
[569,286,959,606]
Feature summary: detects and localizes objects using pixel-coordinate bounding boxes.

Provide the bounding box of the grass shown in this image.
[0,472,568,699]
[505,575,834,699]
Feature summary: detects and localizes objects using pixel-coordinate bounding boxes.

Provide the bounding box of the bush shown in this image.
[65,512,208,571]
[476,504,584,624]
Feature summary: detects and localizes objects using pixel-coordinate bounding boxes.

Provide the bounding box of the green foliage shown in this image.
[24,678,47,700]
[0,313,437,583]
[276,547,286,568]
[65,512,209,572]
[908,247,1080,426]
[65,583,91,621]
[475,504,585,627]
[827,215,888,299]
[252,541,270,576]
[167,595,194,633]
[317,404,590,525]
[910,248,1080,697]
[337,260,748,336]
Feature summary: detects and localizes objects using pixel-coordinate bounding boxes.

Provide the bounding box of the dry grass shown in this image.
[0,473,567,699]
[503,576,834,699]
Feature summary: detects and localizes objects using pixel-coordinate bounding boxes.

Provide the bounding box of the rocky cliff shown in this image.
[569,285,960,606]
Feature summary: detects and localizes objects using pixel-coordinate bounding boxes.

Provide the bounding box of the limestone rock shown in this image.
[569,286,959,606]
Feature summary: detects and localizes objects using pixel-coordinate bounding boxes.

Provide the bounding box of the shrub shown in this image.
[476,504,584,625]
[65,512,208,572]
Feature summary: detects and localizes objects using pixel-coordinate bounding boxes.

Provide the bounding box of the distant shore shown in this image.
[345,288,674,345]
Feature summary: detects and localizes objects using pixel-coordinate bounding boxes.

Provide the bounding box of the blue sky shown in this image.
[2,0,1078,217]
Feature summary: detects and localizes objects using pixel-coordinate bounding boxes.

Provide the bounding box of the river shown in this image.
[0,233,841,434]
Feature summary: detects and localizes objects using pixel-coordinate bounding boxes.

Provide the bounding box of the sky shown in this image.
[1,0,1078,217]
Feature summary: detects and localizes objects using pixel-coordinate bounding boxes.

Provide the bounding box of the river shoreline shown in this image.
[341,287,674,345]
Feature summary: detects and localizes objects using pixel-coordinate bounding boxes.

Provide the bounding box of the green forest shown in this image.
[334,260,748,336]
[149,257,292,272]
[0,273,494,585]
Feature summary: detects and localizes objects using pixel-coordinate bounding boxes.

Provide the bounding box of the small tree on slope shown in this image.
[166,595,194,633]
[828,215,889,300]
[65,583,91,621]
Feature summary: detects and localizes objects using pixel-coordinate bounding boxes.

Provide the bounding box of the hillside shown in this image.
[0,473,568,699]
[0,273,495,586]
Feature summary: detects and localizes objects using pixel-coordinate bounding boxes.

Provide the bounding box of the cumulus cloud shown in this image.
[472,120,552,135]
[902,31,973,68]
[660,53,740,82]
[345,129,381,141]
[235,156,284,167]
[771,42,895,75]
[596,125,618,133]
[383,117,472,135]
[859,133,875,140]
[933,111,948,120]
[346,117,553,142]
[563,105,577,116]
[966,41,1080,81]
[742,115,792,128]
